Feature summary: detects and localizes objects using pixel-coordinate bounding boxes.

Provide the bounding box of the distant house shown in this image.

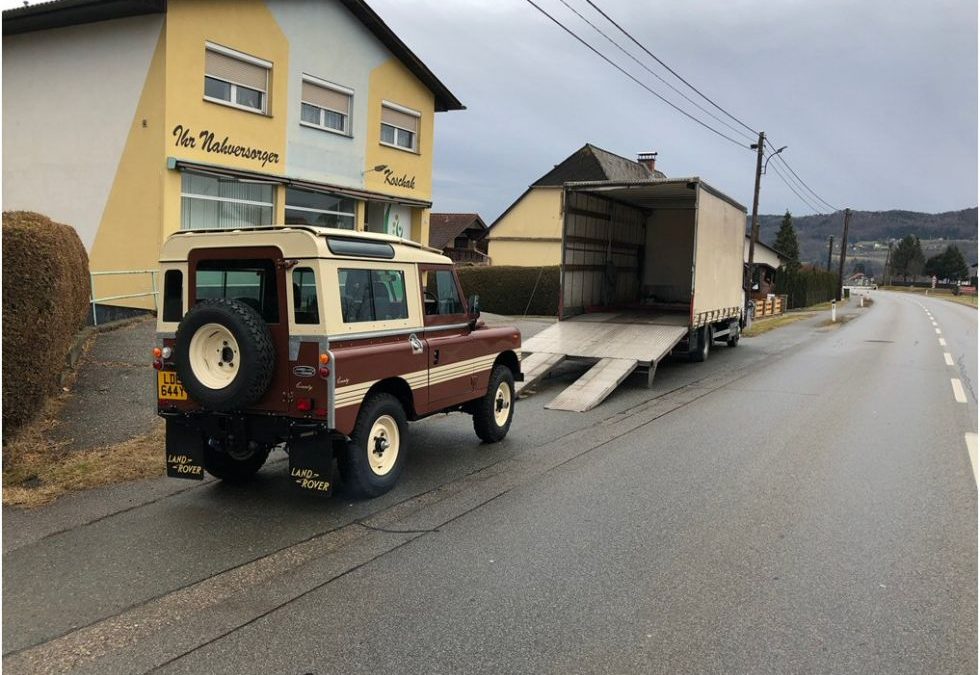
[486,144,666,266]
[428,213,489,264]
[745,236,788,297]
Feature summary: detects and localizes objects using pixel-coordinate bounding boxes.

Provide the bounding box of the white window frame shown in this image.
[203,42,271,116]
[180,173,276,230]
[380,100,420,153]
[285,188,357,229]
[300,75,353,137]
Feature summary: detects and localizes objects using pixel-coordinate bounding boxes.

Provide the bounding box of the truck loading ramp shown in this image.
[518,312,688,412]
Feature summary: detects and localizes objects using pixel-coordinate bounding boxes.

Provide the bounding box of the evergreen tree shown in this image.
[925,245,969,281]
[891,234,925,281]
[772,210,800,273]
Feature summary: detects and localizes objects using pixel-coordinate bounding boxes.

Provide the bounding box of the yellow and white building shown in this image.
[2,0,462,313]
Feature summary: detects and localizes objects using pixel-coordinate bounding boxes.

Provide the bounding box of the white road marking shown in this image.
[966,433,978,485]
[939,338,947,346]
[931,321,938,326]
[935,328,942,335]
[944,352,955,366]
[951,378,967,403]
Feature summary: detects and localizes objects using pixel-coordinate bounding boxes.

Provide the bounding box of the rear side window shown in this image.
[338,268,408,323]
[196,259,279,322]
[162,270,183,322]
[292,267,320,325]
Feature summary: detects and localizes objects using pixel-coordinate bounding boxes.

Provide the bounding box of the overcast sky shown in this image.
[5,0,976,223]
[370,0,978,222]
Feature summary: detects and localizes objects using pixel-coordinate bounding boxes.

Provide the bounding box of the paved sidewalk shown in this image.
[49,317,159,451]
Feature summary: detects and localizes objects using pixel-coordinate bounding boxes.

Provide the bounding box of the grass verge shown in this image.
[881,285,978,308]
[742,312,815,337]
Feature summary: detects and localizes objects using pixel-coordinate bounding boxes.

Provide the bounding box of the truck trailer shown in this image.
[519,177,748,411]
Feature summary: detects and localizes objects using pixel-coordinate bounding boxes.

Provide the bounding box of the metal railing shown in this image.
[90,269,159,326]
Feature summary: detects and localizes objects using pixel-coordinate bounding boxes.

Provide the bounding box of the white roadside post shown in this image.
[831,300,837,323]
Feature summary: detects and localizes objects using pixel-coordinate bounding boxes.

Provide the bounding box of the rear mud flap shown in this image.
[288,434,335,497]
[165,418,205,480]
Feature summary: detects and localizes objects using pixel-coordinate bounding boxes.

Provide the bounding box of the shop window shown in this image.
[380,102,419,152]
[285,187,356,230]
[292,267,320,325]
[162,270,183,322]
[338,269,408,323]
[180,173,275,230]
[300,77,351,135]
[422,269,463,316]
[196,259,279,323]
[204,43,270,114]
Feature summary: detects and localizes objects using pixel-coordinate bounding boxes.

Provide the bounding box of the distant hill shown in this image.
[749,207,978,275]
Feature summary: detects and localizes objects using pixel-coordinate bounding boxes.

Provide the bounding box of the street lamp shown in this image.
[762,146,787,174]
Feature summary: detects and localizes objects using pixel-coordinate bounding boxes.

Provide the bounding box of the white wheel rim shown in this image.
[493,381,512,427]
[188,323,240,390]
[367,414,400,476]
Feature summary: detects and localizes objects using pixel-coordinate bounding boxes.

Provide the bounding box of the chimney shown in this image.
[637,151,658,175]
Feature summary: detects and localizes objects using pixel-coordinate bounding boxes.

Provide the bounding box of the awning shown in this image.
[167,157,433,208]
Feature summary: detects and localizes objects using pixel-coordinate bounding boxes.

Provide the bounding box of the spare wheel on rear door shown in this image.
[174,298,276,411]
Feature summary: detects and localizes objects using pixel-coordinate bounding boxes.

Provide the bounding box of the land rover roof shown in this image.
[160,225,452,265]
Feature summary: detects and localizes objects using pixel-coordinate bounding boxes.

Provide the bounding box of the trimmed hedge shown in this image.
[3,211,90,435]
[776,266,839,309]
[457,265,560,316]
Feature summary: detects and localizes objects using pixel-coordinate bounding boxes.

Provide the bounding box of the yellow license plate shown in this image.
[158,371,187,400]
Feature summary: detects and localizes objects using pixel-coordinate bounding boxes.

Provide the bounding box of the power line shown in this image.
[768,161,824,214]
[555,0,756,144]
[583,0,758,136]
[523,0,751,149]
[770,150,841,212]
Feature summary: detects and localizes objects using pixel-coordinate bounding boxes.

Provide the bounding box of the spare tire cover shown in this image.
[174,298,275,411]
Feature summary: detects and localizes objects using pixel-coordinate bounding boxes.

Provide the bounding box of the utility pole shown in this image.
[836,208,852,301]
[746,131,766,293]
[826,235,834,271]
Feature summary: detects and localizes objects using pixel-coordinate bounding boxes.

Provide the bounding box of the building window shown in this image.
[453,236,469,249]
[285,187,356,230]
[338,269,408,323]
[204,43,271,114]
[300,76,351,135]
[180,173,275,230]
[380,102,419,152]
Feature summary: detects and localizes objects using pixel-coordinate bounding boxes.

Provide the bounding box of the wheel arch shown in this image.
[494,350,521,379]
[363,377,417,420]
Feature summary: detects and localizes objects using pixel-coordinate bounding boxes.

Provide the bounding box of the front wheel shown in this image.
[473,365,515,443]
[338,393,408,498]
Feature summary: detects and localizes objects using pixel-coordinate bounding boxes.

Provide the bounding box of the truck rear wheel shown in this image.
[338,393,408,498]
[727,320,740,347]
[473,365,515,443]
[690,326,711,362]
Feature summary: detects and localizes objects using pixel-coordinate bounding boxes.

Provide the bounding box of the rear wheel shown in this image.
[338,393,408,498]
[690,326,711,362]
[473,365,515,443]
[203,443,271,482]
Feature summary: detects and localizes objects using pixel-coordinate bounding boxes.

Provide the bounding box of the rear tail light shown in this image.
[296,397,313,412]
[318,367,329,379]
[152,359,163,370]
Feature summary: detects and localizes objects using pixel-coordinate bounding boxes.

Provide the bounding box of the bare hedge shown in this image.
[457,266,559,316]
[2,211,90,434]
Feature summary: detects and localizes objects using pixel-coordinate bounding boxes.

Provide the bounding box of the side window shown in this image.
[162,270,183,322]
[338,269,409,323]
[292,267,319,325]
[423,269,463,316]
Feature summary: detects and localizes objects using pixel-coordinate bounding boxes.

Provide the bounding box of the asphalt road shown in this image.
[3,293,975,674]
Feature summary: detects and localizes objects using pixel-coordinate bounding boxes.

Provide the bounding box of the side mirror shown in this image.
[468,294,481,326]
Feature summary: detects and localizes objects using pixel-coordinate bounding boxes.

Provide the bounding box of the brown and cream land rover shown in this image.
[155,226,521,498]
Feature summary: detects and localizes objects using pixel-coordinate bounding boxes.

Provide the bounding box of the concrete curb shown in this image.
[61,316,152,386]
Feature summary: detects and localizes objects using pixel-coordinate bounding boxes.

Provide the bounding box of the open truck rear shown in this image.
[520,178,747,411]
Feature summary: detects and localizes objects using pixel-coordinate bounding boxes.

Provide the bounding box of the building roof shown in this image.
[428,213,487,249]
[2,0,464,112]
[531,144,665,187]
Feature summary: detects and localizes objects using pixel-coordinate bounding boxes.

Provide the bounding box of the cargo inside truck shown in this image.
[521,178,747,412]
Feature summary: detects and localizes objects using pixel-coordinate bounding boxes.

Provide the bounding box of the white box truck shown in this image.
[520,177,748,411]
